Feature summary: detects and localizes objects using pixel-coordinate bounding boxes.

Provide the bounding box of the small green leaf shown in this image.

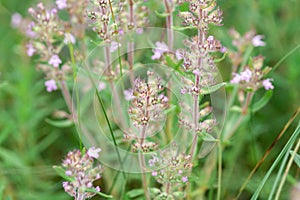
[53,166,74,182]
[163,104,177,114]
[165,55,177,68]
[201,82,226,95]
[230,106,242,113]
[126,189,144,198]
[214,52,227,63]
[172,26,197,31]
[290,151,300,168]
[149,188,161,195]
[84,188,113,198]
[155,11,170,18]
[45,118,73,128]
[252,90,273,113]
[201,133,218,142]
[165,55,184,75]
[173,191,185,198]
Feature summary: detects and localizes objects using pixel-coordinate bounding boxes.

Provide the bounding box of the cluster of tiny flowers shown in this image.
[176,0,224,91]
[230,56,274,91]
[127,71,168,128]
[228,28,266,71]
[116,0,148,34]
[62,147,103,199]
[149,144,192,186]
[56,0,89,38]
[132,141,158,153]
[87,0,117,41]
[179,0,223,32]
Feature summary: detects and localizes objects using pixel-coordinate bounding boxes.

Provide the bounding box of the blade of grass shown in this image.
[250,119,300,200]
[85,66,126,180]
[274,139,300,200]
[270,44,300,73]
[234,107,300,199]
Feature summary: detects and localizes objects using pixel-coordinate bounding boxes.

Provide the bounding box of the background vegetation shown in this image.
[0,0,299,199]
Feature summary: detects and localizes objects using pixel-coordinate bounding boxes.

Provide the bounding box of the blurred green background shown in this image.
[0,0,299,199]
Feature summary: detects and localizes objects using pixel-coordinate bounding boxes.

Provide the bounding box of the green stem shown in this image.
[217,139,222,200]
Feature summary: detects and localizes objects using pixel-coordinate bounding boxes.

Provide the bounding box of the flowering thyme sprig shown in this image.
[176,0,223,158]
[148,143,192,198]
[54,147,110,200]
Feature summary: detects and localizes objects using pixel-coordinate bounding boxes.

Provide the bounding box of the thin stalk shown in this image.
[128,0,135,84]
[189,8,204,159]
[139,126,150,200]
[165,182,171,194]
[67,44,83,149]
[275,139,300,200]
[164,0,174,141]
[163,0,174,51]
[60,80,73,113]
[217,138,222,200]
[76,192,84,200]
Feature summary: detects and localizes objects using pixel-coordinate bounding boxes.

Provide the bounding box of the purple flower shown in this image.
[175,50,184,60]
[180,88,187,94]
[230,68,252,84]
[136,28,143,34]
[56,0,67,10]
[65,170,72,176]
[63,33,76,44]
[98,82,106,91]
[181,176,188,183]
[152,171,158,176]
[87,182,93,188]
[48,54,62,68]
[110,41,121,52]
[124,89,135,101]
[240,68,252,82]
[26,22,37,38]
[26,43,36,57]
[148,156,159,167]
[220,46,227,53]
[87,147,101,159]
[262,78,274,90]
[11,13,22,28]
[95,186,101,192]
[119,29,124,35]
[151,41,168,60]
[193,69,200,76]
[252,35,266,47]
[207,35,214,42]
[45,79,58,92]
